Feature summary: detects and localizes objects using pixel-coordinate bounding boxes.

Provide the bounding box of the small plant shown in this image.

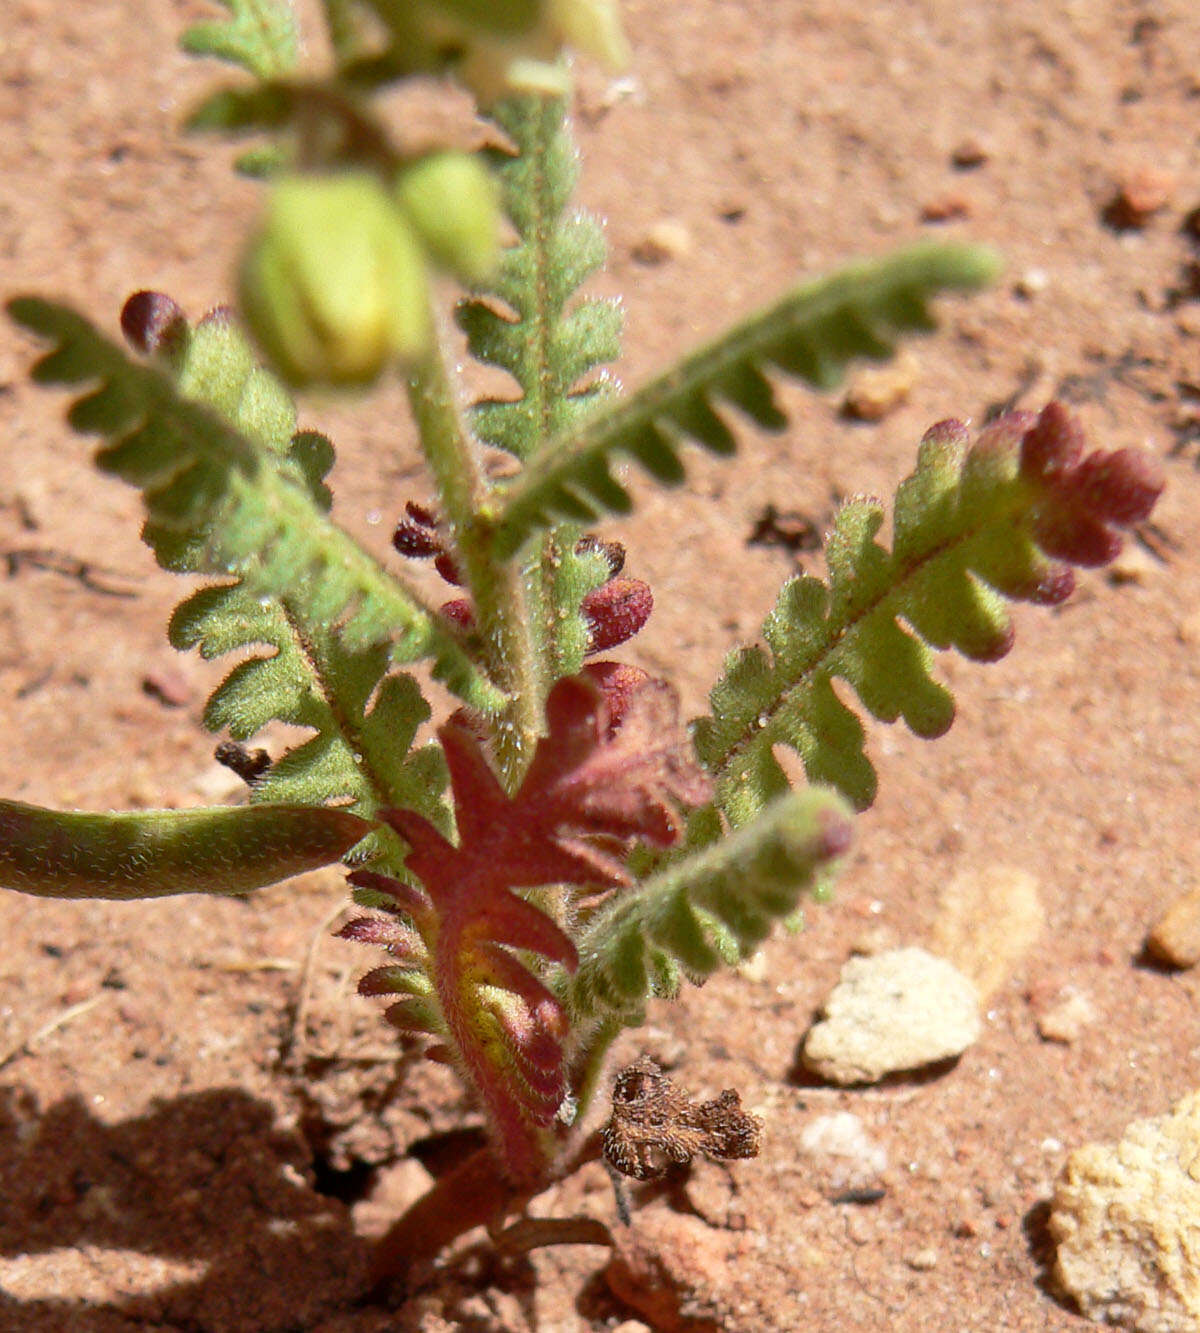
[0,0,1164,1295]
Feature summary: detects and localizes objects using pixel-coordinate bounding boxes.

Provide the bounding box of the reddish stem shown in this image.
[367,1131,605,1297]
[367,1147,519,1296]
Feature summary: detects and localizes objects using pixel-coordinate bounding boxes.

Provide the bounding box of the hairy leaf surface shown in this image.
[490,243,1001,556]
[565,788,852,1038]
[342,674,710,1181]
[693,404,1164,820]
[0,800,369,900]
[9,297,500,722]
[458,95,621,679]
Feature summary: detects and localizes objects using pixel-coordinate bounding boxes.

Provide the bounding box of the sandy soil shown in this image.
[3,1,1200,1329]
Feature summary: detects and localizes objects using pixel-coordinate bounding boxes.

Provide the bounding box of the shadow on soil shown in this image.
[1022,1197,1079,1320]
[0,1084,367,1332]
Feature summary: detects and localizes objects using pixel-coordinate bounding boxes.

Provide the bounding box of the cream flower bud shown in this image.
[396,152,502,285]
[239,173,431,387]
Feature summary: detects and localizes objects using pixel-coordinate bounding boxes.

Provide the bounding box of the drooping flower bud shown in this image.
[371,0,627,102]
[396,151,502,285]
[239,173,431,387]
[548,0,628,69]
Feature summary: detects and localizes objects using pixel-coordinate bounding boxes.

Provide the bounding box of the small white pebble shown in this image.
[1015,267,1049,298]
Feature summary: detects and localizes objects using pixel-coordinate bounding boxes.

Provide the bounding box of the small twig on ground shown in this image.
[205,956,299,973]
[2,546,138,598]
[0,993,108,1071]
[283,894,353,1067]
[491,1214,613,1256]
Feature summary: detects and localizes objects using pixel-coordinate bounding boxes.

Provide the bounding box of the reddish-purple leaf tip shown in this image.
[921,417,972,449]
[583,577,653,653]
[582,660,652,735]
[434,551,463,586]
[1019,401,1085,480]
[1028,565,1076,605]
[120,290,187,356]
[439,598,475,630]
[816,808,854,860]
[392,518,441,558]
[1073,448,1164,526]
[1015,402,1164,568]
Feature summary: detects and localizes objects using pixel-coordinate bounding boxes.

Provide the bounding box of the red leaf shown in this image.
[1017,402,1164,567]
[344,671,712,1176]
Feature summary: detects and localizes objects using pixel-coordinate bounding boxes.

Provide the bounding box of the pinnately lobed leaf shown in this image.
[7,296,501,716]
[456,95,623,681]
[341,673,711,1183]
[180,0,299,80]
[693,402,1164,823]
[564,787,853,1041]
[0,800,371,900]
[489,242,1003,556]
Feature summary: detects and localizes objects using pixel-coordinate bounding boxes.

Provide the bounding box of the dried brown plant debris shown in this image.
[601,1055,762,1182]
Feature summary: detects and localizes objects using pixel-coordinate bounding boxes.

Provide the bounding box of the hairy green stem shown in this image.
[405,319,543,787]
[520,98,576,682]
[569,1015,621,1120]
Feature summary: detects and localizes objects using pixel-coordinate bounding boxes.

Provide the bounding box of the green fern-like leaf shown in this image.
[170,587,450,849]
[10,295,468,864]
[564,788,852,1036]
[457,94,621,678]
[489,243,1001,557]
[456,95,621,463]
[181,0,299,79]
[8,297,500,719]
[693,406,1164,821]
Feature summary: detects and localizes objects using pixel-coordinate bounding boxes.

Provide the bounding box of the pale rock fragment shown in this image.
[802,947,981,1085]
[1050,1091,1200,1333]
[1014,267,1049,299]
[929,865,1044,998]
[841,349,918,421]
[1107,166,1176,228]
[1107,541,1158,586]
[631,219,692,265]
[1035,985,1098,1044]
[1147,886,1200,968]
[798,1111,888,1194]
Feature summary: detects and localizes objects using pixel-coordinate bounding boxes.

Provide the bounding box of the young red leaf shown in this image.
[345,671,711,1182]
